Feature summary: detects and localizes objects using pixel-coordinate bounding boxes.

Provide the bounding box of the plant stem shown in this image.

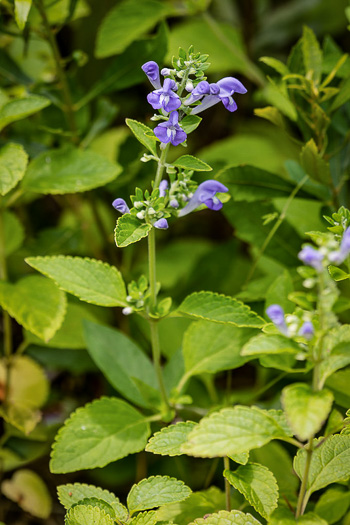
[34,0,79,143]
[224,457,231,511]
[153,144,170,189]
[295,442,313,518]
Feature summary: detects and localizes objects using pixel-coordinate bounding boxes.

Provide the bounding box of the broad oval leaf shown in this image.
[50,397,150,473]
[115,214,152,247]
[0,143,28,196]
[21,147,121,194]
[1,469,51,519]
[127,475,191,515]
[126,119,157,156]
[224,464,278,519]
[241,334,302,356]
[314,487,350,524]
[188,510,262,525]
[4,210,24,256]
[0,94,50,131]
[66,504,114,525]
[176,292,265,328]
[172,155,212,172]
[25,256,126,307]
[146,422,197,456]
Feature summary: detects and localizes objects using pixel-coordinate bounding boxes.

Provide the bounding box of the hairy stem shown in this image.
[224,457,231,511]
[153,143,170,189]
[295,442,313,518]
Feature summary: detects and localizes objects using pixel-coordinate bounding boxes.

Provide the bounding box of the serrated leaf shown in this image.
[302,26,323,84]
[50,397,150,473]
[176,292,265,328]
[115,214,152,247]
[146,422,197,456]
[300,139,331,185]
[1,469,51,519]
[224,463,278,519]
[25,256,126,307]
[282,384,333,442]
[0,403,41,434]
[3,210,24,256]
[241,334,301,356]
[129,510,157,525]
[66,504,114,525]
[74,498,115,518]
[0,275,66,341]
[314,488,350,524]
[173,155,211,172]
[126,119,158,156]
[294,434,350,497]
[329,265,350,281]
[0,94,50,131]
[188,510,262,525]
[181,406,290,458]
[0,143,28,196]
[127,476,191,515]
[14,0,32,30]
[21,146,121,194]
[228,452,249,465]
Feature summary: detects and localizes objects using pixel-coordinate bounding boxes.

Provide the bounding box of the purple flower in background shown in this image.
[141,61,161,89]
[153,218,168,229]
[266,304,288,336]
[154,111,187,146]
[298,246,324,271]
[329,227,350,264]
[178,180,228,217]
[147,78,181,113]
[159,180,168,197]
[112,198,130,214]
[190,76,247,115]
[299,321,314,340]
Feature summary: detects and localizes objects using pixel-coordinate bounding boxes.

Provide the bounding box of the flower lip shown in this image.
[112,198,130,214]
[153,111,187,146]
[141,61,161,89]
[178,180,228,217]
[147,78,181,113]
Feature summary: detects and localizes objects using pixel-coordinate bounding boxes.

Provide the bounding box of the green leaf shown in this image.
[293,434,350,496]
[65,505,114,525]
[95,0,171,58]
[314,488,350,524]
[129,511,158,525]
[21,146,121,194]
[1,469,51,519]
[330,76,350,111]
[319,342,350,388]
[0,94,50,131]
[146,422,197,456]
[254,107,287,130]
[266,271,294,314]
[74,499,116,518]
[263,82,297,121]
[126,119,158,156]
[180,115,202,134]
[269,508,327,524]
[259,56,289,76]
[181,406,290,457]
[84,320,160,409]
[300,139,331,185]
[282,384,333,441]
[176,292,265,328]
[228,452,249,465]
[25,256,126,307]
[0,275,66,341]
[115,214,152,247]
[57,483,128,521]
[302,26,323,84]
[241,334,301,357]
[188,510,262,525]
[0,143,28,196]
[50,397,150,473]
[3,210,24,256]
[127,475,191,515]
[172,155,212,172]
[224,463,278,519]
[14,0,32,30]
[329,265,350,281]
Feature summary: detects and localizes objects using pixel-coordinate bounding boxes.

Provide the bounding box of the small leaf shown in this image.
[0,275,66,341]
[146,422,197,456]
[115,214,152,247]
[224,463,278,519]
[0,143,28,196]
[1,469,51,519]
[188,510,262,525]
[329,265,350,281]
[173,155,212,172]
[259,56,289,76]
[65,505,114,525]
[241,334,301,356]
[25,256,126,307]
[319,342,350,388]
[300,139,331,185]
[127,475,191,515]
[228,452,249,465]
[126,119,158,156]
[50,397,150,473]
[181,115,202,134]
[0,94,50,131]
[302,26,323,84]
[14,0,32,30]
[176,291,265,328]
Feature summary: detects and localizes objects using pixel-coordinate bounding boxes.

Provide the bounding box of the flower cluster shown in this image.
[298,227,350,272]
[266,304,314,340]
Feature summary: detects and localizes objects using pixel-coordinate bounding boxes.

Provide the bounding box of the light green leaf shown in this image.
[0,403,41,435]
[326,368,350,408]
[21,146,121,194]
[129,510,157,525]
[300,139,331,185]
[57,483,128,521]
[70,498,115,518]
[181,115,202,134]
[95,0,171,58]
[14,0,32,30]
[188,510,262,525]
[127,475,191,515]
[241,334,301,356]
[50,397,150,473]
[330,76,350,111]
[126,119,158,156]
[314,488,350,524]
[1,469,51,519]
[319,342,350,388]
[0,275,66,341]
[328,265,350,281]
[259,57,289,76]
[0,94,50,131]
[115,214,152,247]
[254,106,287,130]
[146,422,197,456]
[269,508,327,524]
[3,210,24,256]
[176,292,265,328]
[224,463,278,519]
[0,143,28,196]
[25,256,126,307]
[265,271,294,314]
[294,434,350,496]
[65,505,114,525]
[263,82,297,121]
[181,406,290,457]
[302,26,323,84]
[173,155,212,172]
[282,384,333,441]
[84,320,160,409]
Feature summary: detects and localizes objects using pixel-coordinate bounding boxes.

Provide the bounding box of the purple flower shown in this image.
[147,78,181,113]
[154,111,187,147]
[190,76,247,115]
[141,61,161,89]
[299,321,314,340]
[184,81,220,106]
[329,227,350,265]
[112,198,130,214]
[266,304,288,336]
[178,180,228,217]
[159,180,168,197]
[298,246,324,271]
[153,218,168,229]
